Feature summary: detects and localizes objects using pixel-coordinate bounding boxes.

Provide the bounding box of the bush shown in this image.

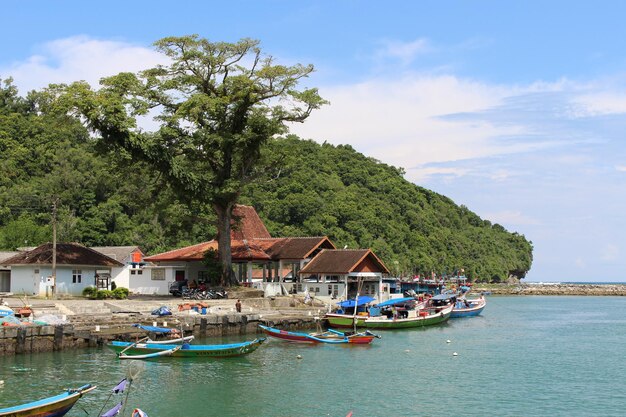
[112,287,129,299]
[82,286,97,299]
[111,281,117,291]
[96,290,113,299]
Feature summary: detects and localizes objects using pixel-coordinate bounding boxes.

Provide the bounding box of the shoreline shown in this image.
[473,283,626,296]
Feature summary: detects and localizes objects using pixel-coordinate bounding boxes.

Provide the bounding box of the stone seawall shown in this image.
[0,312,320,356]
[474,283,626,296]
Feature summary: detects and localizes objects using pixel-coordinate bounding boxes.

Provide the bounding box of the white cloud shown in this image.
[616,165,626,172]
[375,38,431,65]
[1,36,167,93]
[290,74,561,183]
[572,92,626,116]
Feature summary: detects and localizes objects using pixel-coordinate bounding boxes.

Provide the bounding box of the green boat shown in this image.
[107,337,266,359]
[325,295,454,330]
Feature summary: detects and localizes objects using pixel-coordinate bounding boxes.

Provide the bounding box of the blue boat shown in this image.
[450,295,487,318]
[0,384,95,417]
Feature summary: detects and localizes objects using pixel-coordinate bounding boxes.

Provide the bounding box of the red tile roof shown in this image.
[231,205,271,240]
[299,249,390,275]
[3,243,123,267]
[255,237,336,260]
[144,240,271,262]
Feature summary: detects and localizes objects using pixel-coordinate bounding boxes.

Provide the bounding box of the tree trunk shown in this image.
[214,202,237,287]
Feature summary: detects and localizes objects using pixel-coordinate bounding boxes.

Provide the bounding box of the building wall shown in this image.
[11,265,101,297]
[126,267,173,295]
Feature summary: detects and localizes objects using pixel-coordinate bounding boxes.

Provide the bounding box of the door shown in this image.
[175,270,186,282]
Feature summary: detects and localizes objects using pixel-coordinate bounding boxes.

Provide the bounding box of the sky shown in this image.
[2,1,626,282]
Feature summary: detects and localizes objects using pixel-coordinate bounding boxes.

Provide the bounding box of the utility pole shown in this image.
[51,199,57,299]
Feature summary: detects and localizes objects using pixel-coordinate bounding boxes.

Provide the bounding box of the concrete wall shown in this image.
[127,266,174,295]
[11,266,104,297]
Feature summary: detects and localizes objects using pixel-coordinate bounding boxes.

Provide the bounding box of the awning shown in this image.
[376,297,416,307]
[337,296,376,308]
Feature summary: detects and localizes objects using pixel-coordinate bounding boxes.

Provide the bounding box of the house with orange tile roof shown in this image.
[144,205,391,300]
[299,249,390,301]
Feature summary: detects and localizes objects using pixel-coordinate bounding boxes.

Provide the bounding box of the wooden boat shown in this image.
[0,384,95,417]
[258,324,379,344]
[326,295,454,330]
[107,337,266,359]
[450,294,486,318]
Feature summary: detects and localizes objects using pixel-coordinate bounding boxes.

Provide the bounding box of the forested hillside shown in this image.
[0,80,532,282]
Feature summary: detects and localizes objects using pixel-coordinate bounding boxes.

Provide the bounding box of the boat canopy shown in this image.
[337,296,376,308]
[132,323,174,333]
[431,294,455,301]
[375,297,415,307]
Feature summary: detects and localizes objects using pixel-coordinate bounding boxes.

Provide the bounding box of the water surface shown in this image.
[1,296,625,416]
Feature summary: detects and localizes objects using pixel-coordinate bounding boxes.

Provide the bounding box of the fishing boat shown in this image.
[0,305,14,317]
[0,384,95,417]
[258,324,379,344]
[326,295,454,330]
[451,294,486,318]
[107,337,266,359]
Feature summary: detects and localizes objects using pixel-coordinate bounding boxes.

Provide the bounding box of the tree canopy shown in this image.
[51,35,327,286]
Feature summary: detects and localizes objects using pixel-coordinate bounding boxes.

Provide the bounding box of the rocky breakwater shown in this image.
[474,283,626,296]
[518,283,626,296]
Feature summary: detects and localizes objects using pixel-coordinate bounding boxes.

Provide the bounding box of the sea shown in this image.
[1,295,626,417]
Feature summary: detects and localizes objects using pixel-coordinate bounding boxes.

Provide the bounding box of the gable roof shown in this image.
[91,246,143,262]
[231,205,271,240]
[2,243,123,267]
[144,240,271,262]
[0,251,20,266]
[256,237,336,260]
[299,249,390,275]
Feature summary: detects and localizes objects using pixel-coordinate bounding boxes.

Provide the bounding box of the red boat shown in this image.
[258,325,379,345]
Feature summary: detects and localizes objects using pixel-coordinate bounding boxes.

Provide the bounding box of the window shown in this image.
[72,269,82,284]
[152,269,165,281]
[198,271,210,283]
[130,270,136,275]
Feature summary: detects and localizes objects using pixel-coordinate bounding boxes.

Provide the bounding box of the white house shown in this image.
[91,246,179,296]
[3,243,123,297]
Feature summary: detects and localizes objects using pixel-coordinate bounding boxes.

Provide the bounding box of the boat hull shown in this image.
[107,338,265,358]
[259,325,375,344]
[450,299,486,318]
[0,385,95,417]
[326,306,453,330]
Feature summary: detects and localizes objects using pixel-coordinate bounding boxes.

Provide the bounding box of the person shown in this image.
[235,299,242,313]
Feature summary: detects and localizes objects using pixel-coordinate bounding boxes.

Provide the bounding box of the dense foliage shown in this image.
[0,79,532,282]
[54,35,327,286]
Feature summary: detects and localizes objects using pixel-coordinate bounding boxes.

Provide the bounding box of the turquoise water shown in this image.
[1,296,626,416]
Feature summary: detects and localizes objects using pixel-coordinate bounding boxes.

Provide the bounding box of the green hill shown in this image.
[242,136,532,282]
[0,80,532,282]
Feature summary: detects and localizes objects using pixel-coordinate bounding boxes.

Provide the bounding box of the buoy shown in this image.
[405,349,410,353]
[296,355,303,360]
[453,352,458,356]
[446,340,451,343]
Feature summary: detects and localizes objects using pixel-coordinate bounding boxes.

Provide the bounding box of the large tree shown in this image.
[56,35,327,286]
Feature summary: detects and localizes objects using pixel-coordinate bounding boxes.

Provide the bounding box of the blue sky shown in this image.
[2,1,626,281]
